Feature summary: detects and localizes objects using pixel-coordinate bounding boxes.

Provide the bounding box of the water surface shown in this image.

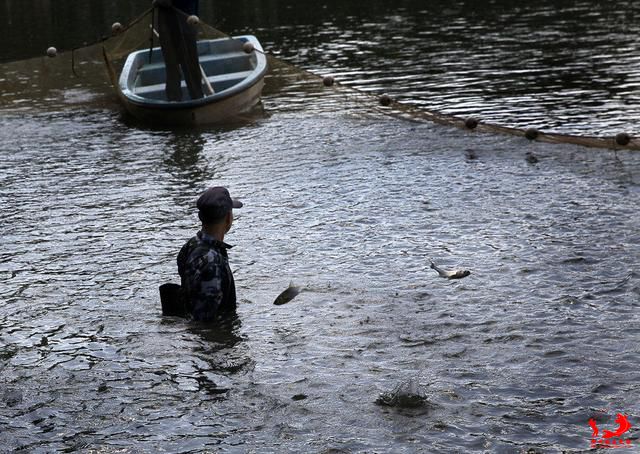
[1,1,640,453]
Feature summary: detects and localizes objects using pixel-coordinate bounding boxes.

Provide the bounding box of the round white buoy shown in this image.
[379,94,392,106]
[243,42,255,54]
[323,75,335,87]
[187,15,200,26]
[524,128,539,140]
[615,132,631,146]
[46,47,57,58]
[465,117,479,129]
[111,22,123,35]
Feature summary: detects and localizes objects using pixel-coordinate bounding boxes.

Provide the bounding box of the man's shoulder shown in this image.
[181,234,200,250]
[178,235,199,259]
[185,235,225,263]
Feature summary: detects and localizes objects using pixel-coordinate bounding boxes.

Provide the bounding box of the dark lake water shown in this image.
[1,1,639,453]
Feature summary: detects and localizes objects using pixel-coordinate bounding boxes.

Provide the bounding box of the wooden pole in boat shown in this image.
[199,65,215,95]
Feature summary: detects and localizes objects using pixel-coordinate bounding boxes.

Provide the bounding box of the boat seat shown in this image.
[133,70,254,98]
[136,52,248,74]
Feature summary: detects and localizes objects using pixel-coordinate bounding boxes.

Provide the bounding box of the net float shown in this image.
[243,41,254,53]
[615,132,630,146]
[465,117,479,129]
[525,128,539,140]
[379,94,392,106]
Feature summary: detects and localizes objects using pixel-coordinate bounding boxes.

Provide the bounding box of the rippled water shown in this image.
[255,0,640,136]
[2,1,640,453]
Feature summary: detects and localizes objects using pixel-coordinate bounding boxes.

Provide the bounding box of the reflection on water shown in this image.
[1,1,640,453]
[183,315,250,395]
[162,132,209,190]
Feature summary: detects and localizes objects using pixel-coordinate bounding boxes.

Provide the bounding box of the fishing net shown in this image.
[0,7,637,151]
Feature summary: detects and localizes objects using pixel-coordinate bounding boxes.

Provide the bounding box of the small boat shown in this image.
[117,35,267,126]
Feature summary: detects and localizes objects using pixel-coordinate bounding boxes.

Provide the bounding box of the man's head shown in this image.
[197,187,243,230]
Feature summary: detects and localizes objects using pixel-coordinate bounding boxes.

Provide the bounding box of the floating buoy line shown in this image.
[38,7,637,151]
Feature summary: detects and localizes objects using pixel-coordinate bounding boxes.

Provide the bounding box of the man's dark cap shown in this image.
[197,187,242,222]
[196,186,242,224]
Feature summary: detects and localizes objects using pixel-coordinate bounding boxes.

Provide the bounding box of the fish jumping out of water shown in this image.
[429,260,471,280]
[273,283,301,305]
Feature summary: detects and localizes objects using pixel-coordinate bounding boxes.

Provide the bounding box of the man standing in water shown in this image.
[177,187,242,321]
[153,0,204,101]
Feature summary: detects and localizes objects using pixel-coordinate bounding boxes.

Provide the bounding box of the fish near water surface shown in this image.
[273,284,301,305]
[429,260,471,280]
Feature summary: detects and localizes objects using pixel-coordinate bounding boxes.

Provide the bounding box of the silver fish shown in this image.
[273,284,301,305]
[430,260,471,279]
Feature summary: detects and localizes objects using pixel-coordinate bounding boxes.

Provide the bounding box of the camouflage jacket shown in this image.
[177,231,237,321]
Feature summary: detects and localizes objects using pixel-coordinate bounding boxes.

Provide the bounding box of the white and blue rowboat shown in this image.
[118,35,267,125]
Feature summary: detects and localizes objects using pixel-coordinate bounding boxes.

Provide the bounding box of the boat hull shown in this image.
[117,35,267,126]
[122,78,265,126]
